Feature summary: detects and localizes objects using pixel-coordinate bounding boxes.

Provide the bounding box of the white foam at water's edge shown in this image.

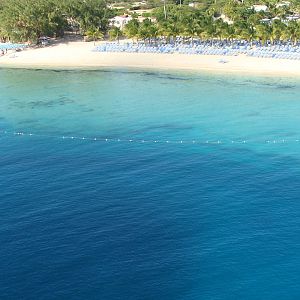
[0,130,298,146]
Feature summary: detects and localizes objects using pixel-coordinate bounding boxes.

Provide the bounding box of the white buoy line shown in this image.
[0,130,299,145]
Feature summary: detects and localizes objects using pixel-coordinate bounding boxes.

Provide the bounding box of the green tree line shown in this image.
[114,2,300,44]
[1,0,300,44]
[0,0,113,42]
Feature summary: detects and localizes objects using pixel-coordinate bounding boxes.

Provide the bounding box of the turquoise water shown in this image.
[1,68,300,299]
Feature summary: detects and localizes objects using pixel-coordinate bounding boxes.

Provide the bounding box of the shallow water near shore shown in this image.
[1,68,300,299]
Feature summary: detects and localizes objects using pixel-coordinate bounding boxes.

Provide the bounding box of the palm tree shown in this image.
[270,20,286,44]
[85,27,104,44]
[109,26,122,43]
[284,21,300,44]
[182,15,201,44]
[123,19,140,42]
[255,24,272,45]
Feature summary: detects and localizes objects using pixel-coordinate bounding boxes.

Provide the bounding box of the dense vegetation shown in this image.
[1,0,300,44]
[121,2,300,44]
[0,0,112,42]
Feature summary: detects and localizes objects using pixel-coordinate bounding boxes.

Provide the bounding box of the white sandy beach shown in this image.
[1,41,300,76]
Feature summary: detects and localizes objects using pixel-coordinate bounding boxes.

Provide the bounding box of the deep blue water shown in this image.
[1,68,300,299]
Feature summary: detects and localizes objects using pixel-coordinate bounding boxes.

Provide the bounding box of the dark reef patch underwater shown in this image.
[1,68,300,300]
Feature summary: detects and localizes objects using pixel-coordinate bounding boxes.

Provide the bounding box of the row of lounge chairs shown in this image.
[93,41,300,60]
[0,43,28,50]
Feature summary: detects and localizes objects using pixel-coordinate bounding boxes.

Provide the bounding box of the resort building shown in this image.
[188,3,200,8]
[252,4,268,12]
[109,15,133,30]
[286,15,300,21]
[109,15,157,30]
[214,14,233,25]
[276,1,290,8]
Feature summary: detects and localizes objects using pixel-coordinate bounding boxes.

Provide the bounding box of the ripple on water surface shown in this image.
[1,68,300,300]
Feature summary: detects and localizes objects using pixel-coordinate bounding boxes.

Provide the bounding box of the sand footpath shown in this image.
[1,41,300,77]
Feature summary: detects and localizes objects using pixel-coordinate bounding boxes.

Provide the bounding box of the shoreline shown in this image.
[1,41,300,77]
